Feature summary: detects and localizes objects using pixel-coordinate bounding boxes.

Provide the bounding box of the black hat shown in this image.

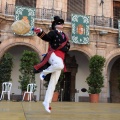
[51,16,64,30]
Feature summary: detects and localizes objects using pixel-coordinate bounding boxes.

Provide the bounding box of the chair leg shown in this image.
[30,93,31,101]
[0,93,2,100]
[27,93,29,101]
[28,93,29,101]
[3,93,4,100]
[8,92,10,100]
[1,92,3,100]
[22,92,26,101]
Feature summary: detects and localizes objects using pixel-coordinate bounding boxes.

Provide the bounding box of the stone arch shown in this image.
[101,48,120,102]
[63,47,93,101]
[70,45,94,58]
[0,37,46,58]
[0,37,47,101]
[105,48,120,73]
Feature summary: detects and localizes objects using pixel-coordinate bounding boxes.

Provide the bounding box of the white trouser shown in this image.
[42,52,64,103]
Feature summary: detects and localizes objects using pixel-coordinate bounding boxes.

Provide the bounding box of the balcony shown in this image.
[1,3,119,29]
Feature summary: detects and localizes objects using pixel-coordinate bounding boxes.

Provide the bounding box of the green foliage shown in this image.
[18,50,39,91]
[86,55,105,94]
[0,53,13,91]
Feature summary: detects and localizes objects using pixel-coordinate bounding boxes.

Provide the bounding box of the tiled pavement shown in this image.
[0,101,120,120]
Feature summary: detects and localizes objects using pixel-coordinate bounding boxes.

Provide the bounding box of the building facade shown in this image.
[0,0,120,103]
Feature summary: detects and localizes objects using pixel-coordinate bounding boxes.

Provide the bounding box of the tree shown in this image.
[86,55,105,94]
[0,53,13,92]
[18,50,39,92]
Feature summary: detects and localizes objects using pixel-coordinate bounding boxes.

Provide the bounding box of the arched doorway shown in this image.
[61,50,90,102]
[110,57,120,103]
[61,53,78,101]
[2,45,41,101]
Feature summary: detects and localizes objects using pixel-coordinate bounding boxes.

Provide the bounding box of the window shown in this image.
[15,0,36,8]
[113,1,120,28]
[67,0,85,21]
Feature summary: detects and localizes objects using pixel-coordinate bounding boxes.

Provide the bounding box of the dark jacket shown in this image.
[33,29,70,73]
[37,30,70,52]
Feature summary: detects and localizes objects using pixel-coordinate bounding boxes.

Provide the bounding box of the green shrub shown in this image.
[18,50,39,91]
[86,55,105,94]
[0,53,13,91]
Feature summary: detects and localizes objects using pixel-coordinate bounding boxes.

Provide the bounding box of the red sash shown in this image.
[34,36,68,70]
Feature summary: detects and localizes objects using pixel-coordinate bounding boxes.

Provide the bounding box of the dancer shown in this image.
[33,16,70,113]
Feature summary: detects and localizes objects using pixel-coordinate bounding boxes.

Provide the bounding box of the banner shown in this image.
[71,14,90,44]
[15,6,36,36]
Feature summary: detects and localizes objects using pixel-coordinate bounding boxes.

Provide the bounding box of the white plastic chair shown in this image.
[0,82,12,100]
[22,83,37,101]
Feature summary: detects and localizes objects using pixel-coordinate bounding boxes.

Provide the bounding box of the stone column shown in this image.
[99,67,108,102]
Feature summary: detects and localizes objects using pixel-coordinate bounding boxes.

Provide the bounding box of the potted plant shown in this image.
[86,55,105,103]
[43,71,64,102]
[0,53,13,92]
[18,50,39,100]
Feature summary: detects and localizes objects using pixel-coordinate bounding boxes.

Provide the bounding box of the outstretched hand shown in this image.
[32,28,42,34]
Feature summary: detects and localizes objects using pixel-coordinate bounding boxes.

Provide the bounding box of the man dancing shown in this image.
[33,16,70,113]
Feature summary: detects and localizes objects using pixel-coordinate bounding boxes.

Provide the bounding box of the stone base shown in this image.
[11,94,36,101]
[79,96,89,102]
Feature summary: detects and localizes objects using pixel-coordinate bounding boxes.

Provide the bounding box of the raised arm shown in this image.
[32,28,54,42]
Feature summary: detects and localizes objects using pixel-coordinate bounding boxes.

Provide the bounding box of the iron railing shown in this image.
[2,3,119,29]
[35,8,67,21]
[5,3,15,15]
[90,16,113,28]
